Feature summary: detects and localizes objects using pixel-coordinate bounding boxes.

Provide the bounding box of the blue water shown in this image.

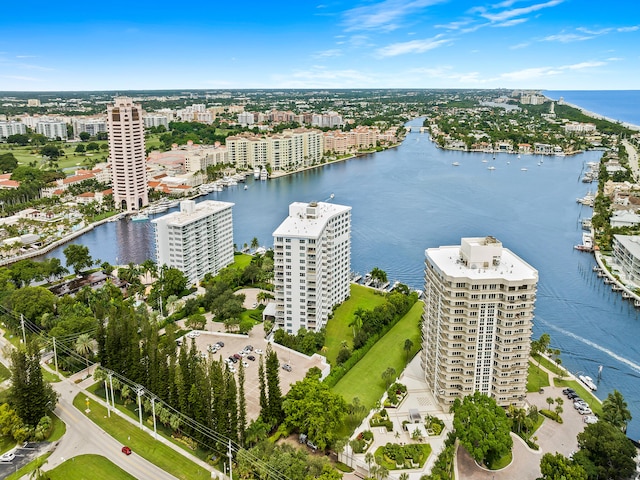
[544,90,640,127]
[42,116,640,440]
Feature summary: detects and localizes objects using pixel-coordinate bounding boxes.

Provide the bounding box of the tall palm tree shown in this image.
[602,389,632,432]
[75,333,96,373]
[251,237,260,251]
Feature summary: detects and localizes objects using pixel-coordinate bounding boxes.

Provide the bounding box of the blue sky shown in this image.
[1,0,639,91]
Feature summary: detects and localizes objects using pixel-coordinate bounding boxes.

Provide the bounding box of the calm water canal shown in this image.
[44,118,640,439]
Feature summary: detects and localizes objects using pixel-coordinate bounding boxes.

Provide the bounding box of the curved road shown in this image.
[43,379,178,480]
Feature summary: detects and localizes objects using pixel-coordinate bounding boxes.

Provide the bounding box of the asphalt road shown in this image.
[44,380,179,480]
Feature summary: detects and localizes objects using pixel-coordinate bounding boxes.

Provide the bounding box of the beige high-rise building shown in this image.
[422,236,538,408]
[107,97,148,211]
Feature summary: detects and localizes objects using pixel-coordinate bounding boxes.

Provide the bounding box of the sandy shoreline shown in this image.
[544,95,640,132]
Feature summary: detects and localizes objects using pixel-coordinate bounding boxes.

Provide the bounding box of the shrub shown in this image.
[361,430,374,441]
[540,409,563,424]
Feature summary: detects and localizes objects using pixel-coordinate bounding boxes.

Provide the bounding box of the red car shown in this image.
[122,446,132,455]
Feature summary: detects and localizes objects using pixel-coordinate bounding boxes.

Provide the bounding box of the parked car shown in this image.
[247,355,256,361]
[255,349,263,355]
[567,392,580,400]
[282,364,292,372]
[245,345,254,351]
[238,351,247,357]
[578,407,593,415]
[574,401,589,410]
[242,361,249,368]
[186,331,200,339]
[228,356,238,363]
[306,439,318,451]
[216,341,225,348]
[233,353,242,360]
[563,388,576,395]
[122,446,132,456]
[583,415,598,424]
[0,452,15,462]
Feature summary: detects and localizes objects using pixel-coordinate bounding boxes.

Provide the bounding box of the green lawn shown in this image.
[532,354,567,376]
[48,411,66,442]
[47,454,136,480]
[324,284,387,364]
[331,301,423,409]
[4,143,110,171]
[42,367,62,383]
[526,362,550,393]
[488,450,513,470]
[373,443,432,470]
[231,253,253,270]
[72,393,209,480]
[0,434,15,454]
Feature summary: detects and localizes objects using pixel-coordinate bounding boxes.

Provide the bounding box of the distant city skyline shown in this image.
[1,0,639,91]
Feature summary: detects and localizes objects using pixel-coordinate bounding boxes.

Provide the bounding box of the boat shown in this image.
[592,265,601,272]
[623,292,632,299]
[244,185,248,190]
[521,168,528,171]
[574,244,593,252]
[612,284,623,292]
[487,166,496,170]
[452,162,460,166]
[579,375,597,391]
[131,213,149,222]
[575,232,594,252]
[481,159,488,163]
[254,166,261,180]
[635,300,640,308]
[260,166,268,181]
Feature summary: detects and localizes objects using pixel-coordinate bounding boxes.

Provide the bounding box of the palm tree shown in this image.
[364,452,374,472]
[545,397,554,411]
[75,333,96,373]
[140,259,157,284]
[399,473,409,480]
[348,308,364,338]
[602,389,632,432]
[251,237,260,251]
[382,367,396,389]
[403,338,414,362]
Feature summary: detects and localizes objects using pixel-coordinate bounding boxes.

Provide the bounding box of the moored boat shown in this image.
[579,375,597,391]
[131,212,149,222]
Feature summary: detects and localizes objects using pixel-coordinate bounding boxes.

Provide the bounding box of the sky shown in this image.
[1,0,639,91]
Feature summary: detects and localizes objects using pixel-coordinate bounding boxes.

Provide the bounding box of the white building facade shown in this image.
[36,121,68,140]
[0,121,27,140]
[422,236,538,408]
[107,97,148,212]
[153,200,235,285]
[272,201,351,334]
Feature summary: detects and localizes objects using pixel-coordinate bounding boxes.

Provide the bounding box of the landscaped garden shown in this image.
[374,442,432,470]
[526,362,550,392]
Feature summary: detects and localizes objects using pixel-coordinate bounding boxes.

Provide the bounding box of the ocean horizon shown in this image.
[544,90,640,129]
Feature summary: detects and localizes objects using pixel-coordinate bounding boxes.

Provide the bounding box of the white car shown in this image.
[583,415,598,424]
[186,331,200,339]
[0,452,15,462]
[578,407,593,415]
[255,349,264,355]
[242,361,249,368]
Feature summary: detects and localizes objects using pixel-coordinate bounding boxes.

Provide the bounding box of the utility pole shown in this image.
[151,397,157,439]
[20,314,26,345]
[136,387,144,428]
[228,440,233,480]
[109,374,115,410]
[52,337,59,373]
[104,379,111,418]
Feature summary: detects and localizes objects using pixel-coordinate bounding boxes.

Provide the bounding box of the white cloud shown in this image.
[376,36,450,57]
[542,33,593,43]
[499,60,606,81]
[510,41,531,49]
[313,49,343,58]
[434,20,473,30]
[617,25,639,32]
[493,18,528,27]
[342,0,444,32]
[1,75,41,82]
[480,0,563,22]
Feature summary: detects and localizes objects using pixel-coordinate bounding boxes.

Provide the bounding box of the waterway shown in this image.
[43,118,640,439]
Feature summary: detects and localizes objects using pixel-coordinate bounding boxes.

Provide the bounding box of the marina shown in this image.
[37,118,640,439]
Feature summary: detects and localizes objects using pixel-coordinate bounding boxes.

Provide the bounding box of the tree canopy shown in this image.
[282,371,347,450]
[539,452,587,480]
[63,244,94,275]
[574,421,636,480]
[601,389,632,432]
[452,392,513,466]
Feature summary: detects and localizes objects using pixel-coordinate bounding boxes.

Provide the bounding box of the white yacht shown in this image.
[260,166,268,181]
[254,166,261,179]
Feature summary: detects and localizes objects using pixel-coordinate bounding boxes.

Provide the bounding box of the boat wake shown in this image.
[537,317,640,375]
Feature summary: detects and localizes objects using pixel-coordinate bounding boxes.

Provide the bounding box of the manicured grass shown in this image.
[488,450,513,470]
[231,253,253,270]
[373,443,432,470]
[48,454,136,480]
[526,362,550,393]
[331,301,423,409]
[72,393,209,480]
[48,411,66,442]
[553,378,603,416]
[4,453,51,480]
[42,367,62,383]
[0,362,10,383]
[0,434,15,454]
[324,284,387,364]
[532,354,566,376]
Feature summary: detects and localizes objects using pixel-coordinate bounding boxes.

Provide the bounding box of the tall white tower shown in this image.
[422,236,538,408]
[107,97,148,212]
[272,201,351,334]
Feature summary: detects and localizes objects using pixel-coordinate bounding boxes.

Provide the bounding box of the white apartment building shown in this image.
[153,200,235,285]
[36,121,68,140]
[107,97,148,212]
[272,201,351,334]
[73,118,107,138]
[237,111,254,126]
[422,236,538,408]
[311,112,343,128]
[143,114,169,129]
[0,121,27,140]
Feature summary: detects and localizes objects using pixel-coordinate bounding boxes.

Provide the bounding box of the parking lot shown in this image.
[179,324,329,421]
[0,443,50,478]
